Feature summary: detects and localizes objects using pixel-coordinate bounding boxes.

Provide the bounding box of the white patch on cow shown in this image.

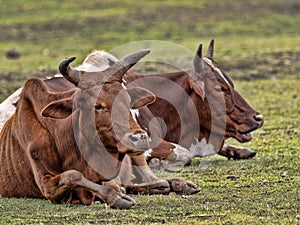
[124,78,140,123]
[76,50,118,72]
[189,138,215,157]
[144,148,153,159]
[171,143,192,165]
[76,63,105,72]
[203,57,231,86]
[130,109,140,123]
[121,82,127,90]
[46,74,62,79]
[0,87,22,131]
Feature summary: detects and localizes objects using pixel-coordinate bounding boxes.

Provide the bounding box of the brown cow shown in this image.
[124,40,264,166]
[0,50,200,209]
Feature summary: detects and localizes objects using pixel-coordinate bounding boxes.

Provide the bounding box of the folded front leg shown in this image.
[41,170,136,209]
[219,144,256,160]
[28,142,135,209]
[127,154,200,195]
[167,178,201,195]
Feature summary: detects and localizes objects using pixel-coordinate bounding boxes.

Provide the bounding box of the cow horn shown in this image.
[59,56,81,86]
[205,39,214,59]
[193,43,205,73]
[90,49,150,86]
[117,49,151,75]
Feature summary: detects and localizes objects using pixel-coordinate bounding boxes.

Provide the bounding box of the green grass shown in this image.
[0,0,299,224]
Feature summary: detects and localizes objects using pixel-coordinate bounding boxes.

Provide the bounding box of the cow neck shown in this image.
[63,116,124,182]
[93,148,124,181]
[199,127,224,153]
[98,152,126,182]
[138,71,198,145]
[78,144,126,182]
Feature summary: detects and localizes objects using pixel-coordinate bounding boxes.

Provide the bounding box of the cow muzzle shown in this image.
[254,113,264,128]
[233,113,264,143]
[118,130,151,155]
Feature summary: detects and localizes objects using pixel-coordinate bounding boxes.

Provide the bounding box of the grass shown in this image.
[0,0,299,224]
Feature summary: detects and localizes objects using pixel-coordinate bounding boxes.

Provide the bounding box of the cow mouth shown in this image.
[126,140,151,155]
[118,133,150,155]
[236,131,252,142]
[226,129,254,143]
[126,147,150,156]
[117,141,150,155]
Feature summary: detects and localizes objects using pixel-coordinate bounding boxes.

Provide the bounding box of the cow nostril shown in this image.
[129,134,139,142]
[254,114,264,122]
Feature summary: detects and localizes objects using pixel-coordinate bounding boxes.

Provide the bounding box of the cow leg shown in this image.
[105,154,133,194]
[147,140,192,169]
[102,154,169,195]
[28,144,135,209]
[219,144,256,160]
[44,170,135,209]
[127,155,200,195]
[125,154,170,194]
[167,178,201,195]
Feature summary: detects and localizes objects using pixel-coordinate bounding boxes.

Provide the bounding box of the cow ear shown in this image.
[205,39,214,59]
[188,77,205,101]
[127,87,156,109]
[41,98,74,119]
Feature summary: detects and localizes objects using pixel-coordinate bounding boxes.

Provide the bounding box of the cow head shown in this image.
[189,40,264,143]
[42,50,155,156]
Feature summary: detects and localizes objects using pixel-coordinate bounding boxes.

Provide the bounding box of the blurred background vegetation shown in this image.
[0,0,299,101]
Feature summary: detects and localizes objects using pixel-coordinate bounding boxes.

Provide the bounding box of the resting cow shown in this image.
[0,49,200,209]
[124,40,264,166]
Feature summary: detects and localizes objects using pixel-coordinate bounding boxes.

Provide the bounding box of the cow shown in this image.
[0,49,200,210]
[123,40,264,166]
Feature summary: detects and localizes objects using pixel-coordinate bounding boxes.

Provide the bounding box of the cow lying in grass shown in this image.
[0,49,200,209]
[124,40,264,167]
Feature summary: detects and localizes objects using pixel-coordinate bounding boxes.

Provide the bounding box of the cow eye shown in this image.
[94,104,107,111]
[214,85,223,92]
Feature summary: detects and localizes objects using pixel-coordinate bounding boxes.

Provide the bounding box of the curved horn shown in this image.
[193,43,205,73]
[118,49,151,75]
[205,39,214,59]
[59,56,80,86]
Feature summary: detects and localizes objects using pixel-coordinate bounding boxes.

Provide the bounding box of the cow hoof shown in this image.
[147,180,171,194]
[111,195,136,209]
[229,148,256,160]
[148,158,163,169]
[236,148,256,159]
[167,179,201,195]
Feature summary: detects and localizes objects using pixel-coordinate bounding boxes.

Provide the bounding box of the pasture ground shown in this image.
[0,0,299,224]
